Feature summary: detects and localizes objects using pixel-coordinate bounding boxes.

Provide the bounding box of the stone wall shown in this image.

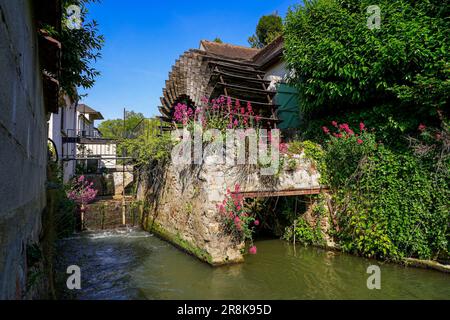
[0,0,48,299]
[138,152,322,266]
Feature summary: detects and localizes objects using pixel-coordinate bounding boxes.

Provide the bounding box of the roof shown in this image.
[77,104,104,120]
[200,40,260,61]
[158,37,286,126]
[252,35,284,68]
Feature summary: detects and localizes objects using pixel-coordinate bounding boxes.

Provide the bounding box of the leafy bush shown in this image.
[284,217,324,246]
[323,121,377,187]
[288,140,327,182]
[323,124,449,260]
[283,0,449,261]
[284,0,449,116]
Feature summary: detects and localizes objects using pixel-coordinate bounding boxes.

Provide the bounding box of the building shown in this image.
[48,102,118,182]
[158,36,300,131]
[0,0,61,299]
[138,37,326,266]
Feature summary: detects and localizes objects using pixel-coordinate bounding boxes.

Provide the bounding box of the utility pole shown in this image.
[122,107,126,226]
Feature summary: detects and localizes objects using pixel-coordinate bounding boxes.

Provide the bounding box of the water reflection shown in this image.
[56,229,450,300]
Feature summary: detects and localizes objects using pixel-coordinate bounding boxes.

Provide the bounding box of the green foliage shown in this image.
[324,125,377,188]
[47,163,77,238]
[119,119,174,167]
[213,37,223,43]
[284,217,324,246]
[219,185,257,245]
[97,112,173,167]
[325,129,449,260]
[58,0,104,99]
[284,0,449,116]
[98,111,146,139]
[283,0,449,262]
[248,14,283,48]
[287,140,327,181]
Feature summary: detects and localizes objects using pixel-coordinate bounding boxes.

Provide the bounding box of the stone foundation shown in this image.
[138,150,324,266]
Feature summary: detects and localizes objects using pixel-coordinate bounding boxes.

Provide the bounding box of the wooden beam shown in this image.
[213,69,272,84]
[217,82,277,95]
[221,95,279,108]
[209,61,266,75]
[234,188,329,198]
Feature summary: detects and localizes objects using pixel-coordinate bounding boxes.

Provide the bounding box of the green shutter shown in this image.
[275,83,301,129]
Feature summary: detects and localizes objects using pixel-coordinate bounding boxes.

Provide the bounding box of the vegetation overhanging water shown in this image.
[56,228,450,300]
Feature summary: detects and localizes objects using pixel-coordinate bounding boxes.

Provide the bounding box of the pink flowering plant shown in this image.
[217,184,259,254]
[322,121,377,188]
[66,175,98,208]
[174,97,264,133]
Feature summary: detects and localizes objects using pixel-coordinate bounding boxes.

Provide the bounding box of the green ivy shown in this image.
[284,217,324,246]
[327,135,449,260]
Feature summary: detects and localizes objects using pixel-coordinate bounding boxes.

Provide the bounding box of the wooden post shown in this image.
[122,107,126,226]
[293,220,296,247]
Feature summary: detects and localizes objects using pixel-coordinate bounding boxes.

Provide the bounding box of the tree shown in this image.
[97,111,145,139]
[213,37,223,43]
[284,0,449,118]
[49,0,105,100]
[248,14,283,48]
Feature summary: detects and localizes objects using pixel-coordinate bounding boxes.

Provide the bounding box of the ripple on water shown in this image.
[56,230,450,300]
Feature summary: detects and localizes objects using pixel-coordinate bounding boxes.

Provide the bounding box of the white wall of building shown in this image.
[264,61,289,90]
[48,95,77,182]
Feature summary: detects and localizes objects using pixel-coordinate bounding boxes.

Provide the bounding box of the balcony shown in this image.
[63,129,116,144]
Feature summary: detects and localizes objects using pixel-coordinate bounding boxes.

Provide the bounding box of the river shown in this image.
[55,228,450,300]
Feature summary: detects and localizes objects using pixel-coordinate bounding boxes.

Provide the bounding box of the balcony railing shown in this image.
[66,129,103,139]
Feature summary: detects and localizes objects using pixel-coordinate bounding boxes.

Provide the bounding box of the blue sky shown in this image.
[79,0,302,121]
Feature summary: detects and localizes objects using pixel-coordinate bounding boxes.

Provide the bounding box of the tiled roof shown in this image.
[77,104,104,120]
[200,40,260,61]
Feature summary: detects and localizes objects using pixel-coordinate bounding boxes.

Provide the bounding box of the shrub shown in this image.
[322,122,449,260]
[218,184,260,254]
[283,217,324,246]
[285,0,449,116]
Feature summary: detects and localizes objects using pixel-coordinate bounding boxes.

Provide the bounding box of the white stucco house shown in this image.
[48,101,117,182]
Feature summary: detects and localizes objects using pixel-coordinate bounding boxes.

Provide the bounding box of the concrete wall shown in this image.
[0,0,48,299]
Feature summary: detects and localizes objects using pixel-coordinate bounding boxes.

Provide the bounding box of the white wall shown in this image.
[264,61,289,90]
[48,95,78,182]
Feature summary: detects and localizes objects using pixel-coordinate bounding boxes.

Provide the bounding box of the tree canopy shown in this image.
[55,0,104,99]
[97,111,145,139]
[284,0,449,118]
[248,14,283,48]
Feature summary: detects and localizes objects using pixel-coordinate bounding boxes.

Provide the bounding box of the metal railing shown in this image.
[66,129,103,139]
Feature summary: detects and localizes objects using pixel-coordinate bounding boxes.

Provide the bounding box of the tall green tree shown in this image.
[248,14,283,48]
[284,0,449,118]
[57,0,104,99]
[97,111,145,139]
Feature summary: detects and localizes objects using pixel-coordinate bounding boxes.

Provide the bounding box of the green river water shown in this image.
[56,228,450,300]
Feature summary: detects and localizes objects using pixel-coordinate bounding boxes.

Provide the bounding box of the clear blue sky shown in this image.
[79,0,302,121]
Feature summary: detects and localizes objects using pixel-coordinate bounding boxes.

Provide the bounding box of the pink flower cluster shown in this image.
[323,121,367,145]
[67,175,98,206]
[173,96,264,130]
[174,103,194,125]
[217,183,259,254]
[418,124,427,132]
[279,143,289,154]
